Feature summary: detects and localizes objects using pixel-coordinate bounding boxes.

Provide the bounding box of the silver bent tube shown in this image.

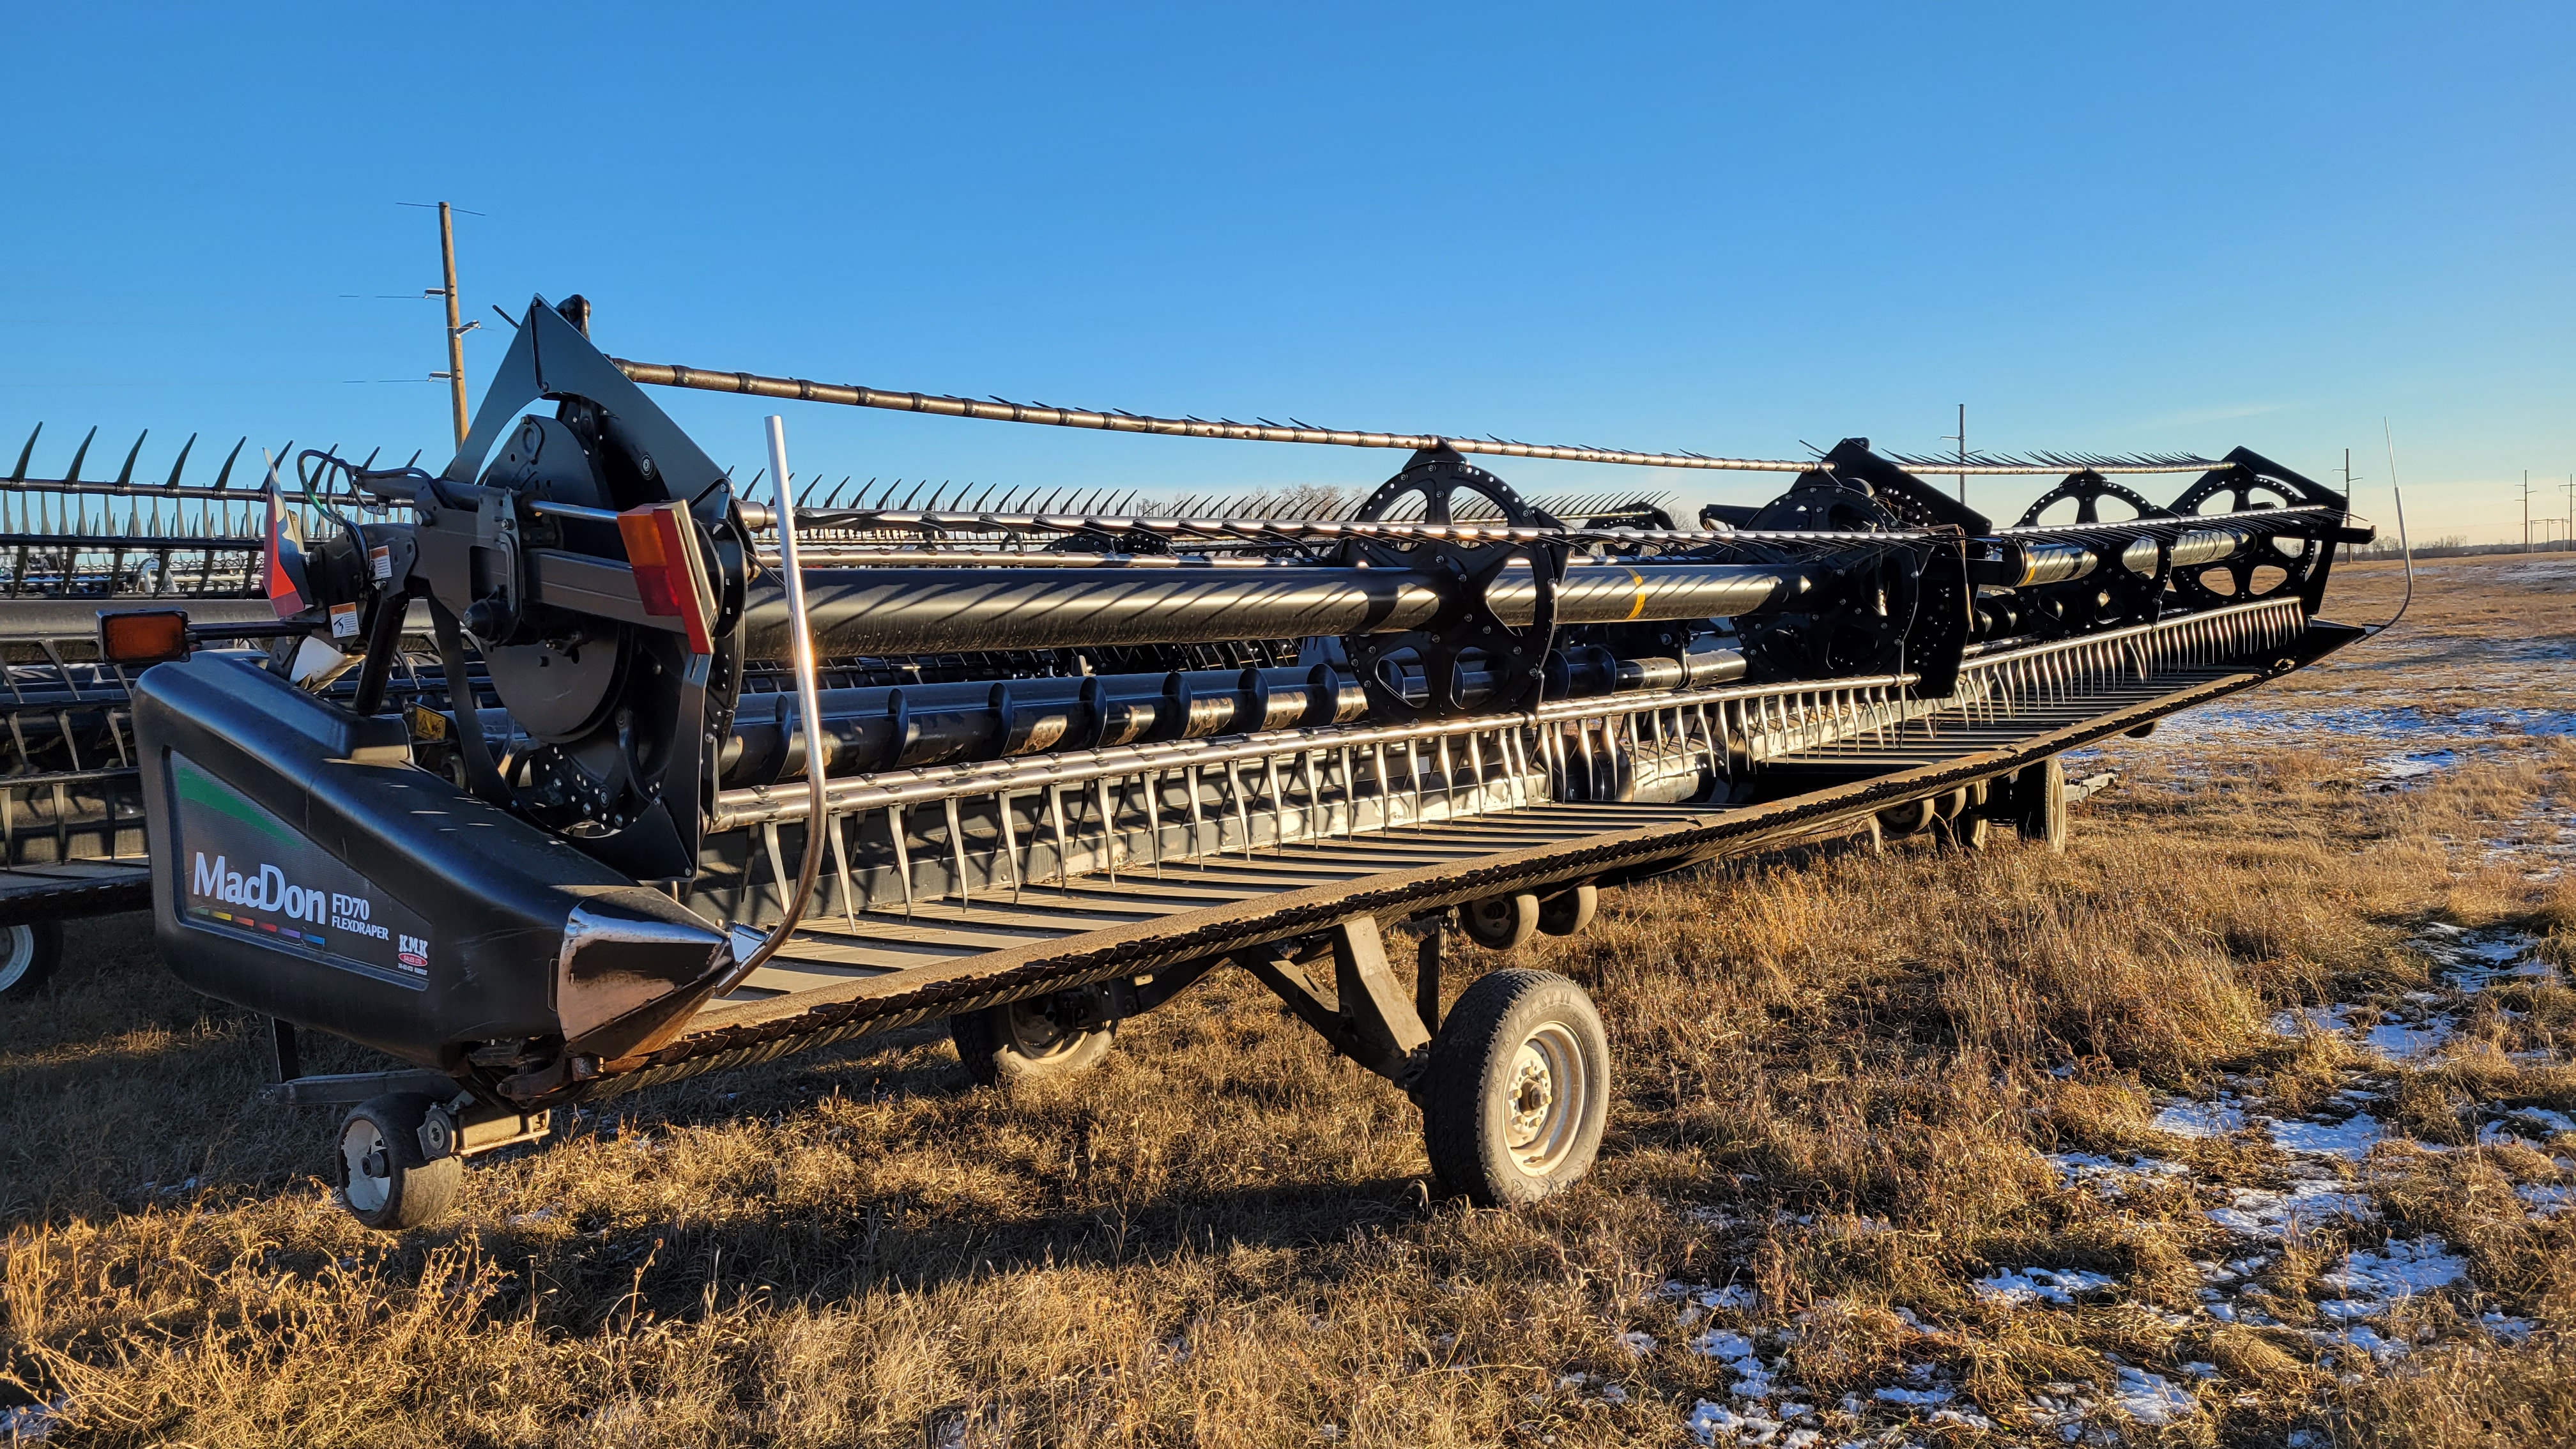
[721,415,832,986]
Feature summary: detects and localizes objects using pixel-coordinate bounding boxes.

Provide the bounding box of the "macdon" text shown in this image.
[189,853,391,939]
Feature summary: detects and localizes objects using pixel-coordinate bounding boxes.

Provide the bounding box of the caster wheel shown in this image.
[1942,814,1992,852]
[0,921,61,997]
[1536,884,1597,937]
[337,1093,463,1230]
[1420,969,1612,1206]
[950,998,1115,1086]
[1460,893,1541,951]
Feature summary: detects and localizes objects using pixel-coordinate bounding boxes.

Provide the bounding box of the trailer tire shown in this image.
[1877,797,1936,837]
[1536,884,1597,938]
[950,1000,1115,1087]
[337,1093,463,1230]
[2012,756,2068,852]
[1460,894,1541,952]
[0,921,61,997]
[1419,969,1611,1207]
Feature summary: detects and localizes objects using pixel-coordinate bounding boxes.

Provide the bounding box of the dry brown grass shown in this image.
[3,554,2572,1446]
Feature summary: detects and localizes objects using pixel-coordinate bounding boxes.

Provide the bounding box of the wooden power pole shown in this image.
[438,203,468,446]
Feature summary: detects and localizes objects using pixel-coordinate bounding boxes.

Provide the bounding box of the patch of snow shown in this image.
[2108,1367,2196,1425]
[2511,1107,2576,1137]
[2362,1015,2457,1062]
[2515,1183,2572,1216]
[2319,1238,2468,1300]
[1872,1385,1954,1406]
[1685,1399,1784,1445]
[2046,1151,2189,1198]
[2271,1113,2388,1159]
[1618,1330,1658,1356]
[0,1397,69,1443]
[2368,751,2460,782]
[2329,1324,2411,1361]
[1972,1266,2118,1306]
[2458,707,2576,739]
[2207,1178,2372,1236]
[2481,1310,2534,1342]
[1689,1329,1756,1361]
[2269,1004,2354,1035]
[2152,1099,2247,1138]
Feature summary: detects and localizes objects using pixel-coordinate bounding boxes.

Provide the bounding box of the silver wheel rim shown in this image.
[1504,1021,1588,1175]
[1000,1001,1083,1061]
[0,926,33,993]
[341,1117,393,1213]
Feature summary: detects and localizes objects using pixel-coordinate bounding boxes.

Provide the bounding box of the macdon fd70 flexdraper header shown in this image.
[111,296,2375,1228]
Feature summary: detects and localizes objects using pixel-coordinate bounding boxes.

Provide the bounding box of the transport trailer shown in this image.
[109,296,2375,1227]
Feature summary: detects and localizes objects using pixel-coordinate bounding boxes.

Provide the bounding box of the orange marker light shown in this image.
[98,610,192,665]
[617,502,715,654]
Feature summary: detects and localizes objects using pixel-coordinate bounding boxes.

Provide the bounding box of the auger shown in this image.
[59,294,2374,1225]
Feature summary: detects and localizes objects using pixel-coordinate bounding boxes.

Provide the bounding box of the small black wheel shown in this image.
[337,1093,463,1230]
[1536,884,1597,938]
[0,921,62,997]
[1460,894,1541,952]
[950,999,1115,1086]
[2012,756,2068,853]
[1420,969,1612,1207]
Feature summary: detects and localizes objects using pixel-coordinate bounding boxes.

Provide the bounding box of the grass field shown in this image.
[4,553,2573,1447]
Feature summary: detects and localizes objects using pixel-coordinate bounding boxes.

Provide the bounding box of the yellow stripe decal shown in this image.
[1625,569,1648,620]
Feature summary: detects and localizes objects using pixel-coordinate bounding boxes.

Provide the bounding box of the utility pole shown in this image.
[2523,470,2533,552]
[2565,473,2573,553]
[436,203,468,445]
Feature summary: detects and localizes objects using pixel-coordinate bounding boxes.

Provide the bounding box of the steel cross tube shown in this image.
[739,562,1797,658]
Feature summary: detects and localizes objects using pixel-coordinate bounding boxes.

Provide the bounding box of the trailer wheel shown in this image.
[336,1093,463,1230]
[1460,893,1541,951]
[1877,797,1935,837]
[950,1000,1115,1086]
[1419,969,1611,1207]
[2012,756,2068,852]
[0,921,61,997]
[1536,884,1597,937]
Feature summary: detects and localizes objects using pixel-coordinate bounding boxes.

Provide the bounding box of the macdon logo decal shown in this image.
[189,852,394,942]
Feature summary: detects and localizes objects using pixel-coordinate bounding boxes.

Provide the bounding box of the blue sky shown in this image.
[4,3,2568,542]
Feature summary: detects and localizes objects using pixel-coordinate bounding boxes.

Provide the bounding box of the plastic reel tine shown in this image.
[944,796,972,905]
[1043,784,1072,893]
[994,788,1024,903]
[1142,769,1163,878]
[1174,762,1202,862]
[808,804,857,929]
[886,804,914,917]
[1092,777,1118,883]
